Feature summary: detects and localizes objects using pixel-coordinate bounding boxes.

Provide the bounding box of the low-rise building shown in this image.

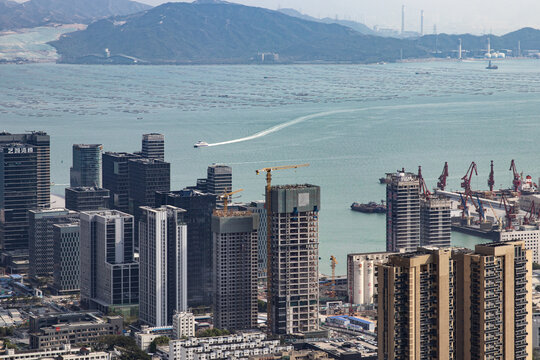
[29,313,123,350]
[135,325,173,352]
[172,311,195,339]
[249,350,330,360]
[0,344,111,360]
[534,313,540,349]
[499,224,540,263]
[168,331,291,360]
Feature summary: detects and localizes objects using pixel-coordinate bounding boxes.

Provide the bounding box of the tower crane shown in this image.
[330,256,337,298]
[255,163,309,334]
[487,160,495,193]
[418,166,431,198]
[437,162,449,191]
[509,159,521,192]
[217,188,244,214]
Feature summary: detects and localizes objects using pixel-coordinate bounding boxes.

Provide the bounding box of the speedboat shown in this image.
[194,141,209,148]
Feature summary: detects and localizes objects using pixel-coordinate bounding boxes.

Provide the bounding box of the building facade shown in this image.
[79,210,139,312]
[240,201,267,280]
[52,222,81,295]
[386,170,420,252]
[156,189,217,307]
[206,164,232,196]
[172,312,195,339]
[65,187,110,212]
[70,144,103,188]
[377,241,533,360]
[141,133,165,160]
[269,185,320,335]
[500,225,540,263]
[420,196,451,247]
[212,211,258,331]
[102,152,140,213]
[139,206,188,327]
[347,252,395,305]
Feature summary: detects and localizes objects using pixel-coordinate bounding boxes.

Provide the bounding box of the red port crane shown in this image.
[524,201,538,225]
[487,160,495,192]
[418,166,431,198]
[500,194,517,229]
[509,159,521,192]
[437,162,449,190]
[461,161,478,194]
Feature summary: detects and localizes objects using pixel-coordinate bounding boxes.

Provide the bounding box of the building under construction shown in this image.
[212,210,259,331]
[269,184,320,335]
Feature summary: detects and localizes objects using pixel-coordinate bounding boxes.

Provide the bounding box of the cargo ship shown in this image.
[350,201,386,214]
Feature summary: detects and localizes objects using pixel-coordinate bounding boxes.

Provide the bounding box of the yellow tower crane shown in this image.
[217,188,244,214]
[255,163,309,334]
[330,256,338,298]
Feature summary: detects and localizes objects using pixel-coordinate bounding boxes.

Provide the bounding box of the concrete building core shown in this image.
[269,184,320,335]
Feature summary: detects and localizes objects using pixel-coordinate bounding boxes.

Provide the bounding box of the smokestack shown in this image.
[420,10,424,36]
[401,5,405,34]
[458,38,462,59]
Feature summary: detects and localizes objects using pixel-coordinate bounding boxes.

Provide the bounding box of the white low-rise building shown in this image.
[168,331,291,360]
[0,344,111,360]
[500,225,540,263]
[172,311,195,339]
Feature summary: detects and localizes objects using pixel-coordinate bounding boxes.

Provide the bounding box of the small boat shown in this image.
[194,141,209,148]
[486,60,498,70]
[350,201,386,214]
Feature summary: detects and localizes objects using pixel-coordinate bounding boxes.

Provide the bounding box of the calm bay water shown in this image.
[2,60,540,273]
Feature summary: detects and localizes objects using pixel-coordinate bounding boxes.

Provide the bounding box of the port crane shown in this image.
[487,160,495,192]
[217,188,244,213]
[488,202,503,231]
[418,166,431,198]
[255,163,309,333]
[330,256,338,298]
[460,162,478,219]
[500,194,517,230]
[437,162,449,190]
[509,159,521,192]
[524,201,539,225]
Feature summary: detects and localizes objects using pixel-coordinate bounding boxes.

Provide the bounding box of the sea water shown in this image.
[2,60,540,273]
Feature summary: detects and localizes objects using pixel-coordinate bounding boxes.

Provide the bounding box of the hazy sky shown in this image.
[138,0,539,35]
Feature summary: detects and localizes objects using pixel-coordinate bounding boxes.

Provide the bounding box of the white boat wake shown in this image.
[206,109,359,147]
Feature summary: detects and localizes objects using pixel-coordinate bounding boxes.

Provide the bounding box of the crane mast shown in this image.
[487,160,495,192]
[255,163,309,334]
[509,159,521,192]
[437,162,449,190]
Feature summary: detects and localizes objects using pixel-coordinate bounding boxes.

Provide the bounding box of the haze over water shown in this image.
[2,60,540,273]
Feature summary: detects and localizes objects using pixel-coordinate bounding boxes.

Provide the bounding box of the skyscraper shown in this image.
[79,210,139,313]
[206,164,232,196]
[0,142,37,252]
[52,222,80,295]
[377,241,533,360]
[156,189,216,307]
[386,170,420,252]
[212,210,258,331]
[70,144,103,188]
[28,208,78,278]
[0,132,50,208]
[420,196,451,247]
[141,133,165,160]
[240,201,267,280]
[65,187,110,212]
[269,184,320,335]
[139,206,187,327]
[102,152,140,213]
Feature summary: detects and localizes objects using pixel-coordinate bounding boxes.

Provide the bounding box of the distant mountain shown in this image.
[278,8,376,35]
[50,2,426,64]
[0,0,151,30]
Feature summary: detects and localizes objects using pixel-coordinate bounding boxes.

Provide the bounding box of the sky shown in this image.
[137,0,540,35]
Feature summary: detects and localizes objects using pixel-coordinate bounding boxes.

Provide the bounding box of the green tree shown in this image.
[149,336,169,353]
[95,335,150,360]
[534,262,540,270]
[197,328,230,338]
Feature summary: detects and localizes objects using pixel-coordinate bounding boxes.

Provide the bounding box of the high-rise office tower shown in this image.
[156,189,216,307]
[386,170,420,252]
[70,144,103,188]
[139,206,187,327]
[269,184,320,335]
[420,196,451,247]
[0,142,37,252]
[51,222,80,295]
[206,164,232,196]
[65,187,110,212]
[102,152,140,213]
[28,208,78,278]
[240,201,267,280]
[79,210,139,312]
[0,131,50,208]
[141,133,165,160]
[455,242,532,360]
[212,210,258,331]
[377,241,533,360]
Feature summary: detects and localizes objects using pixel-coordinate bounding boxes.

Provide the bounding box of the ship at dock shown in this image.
[350,201,386,214]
